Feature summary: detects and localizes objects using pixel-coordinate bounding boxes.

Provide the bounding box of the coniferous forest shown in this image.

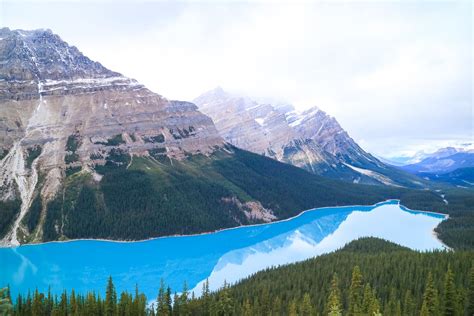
[2,238,474,315]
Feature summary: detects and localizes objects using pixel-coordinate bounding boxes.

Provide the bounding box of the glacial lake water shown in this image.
[0,200,447,300]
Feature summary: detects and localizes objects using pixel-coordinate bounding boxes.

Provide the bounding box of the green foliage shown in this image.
[64,152,79,164]
[66,133,82,152]
[348,266,363,316]
[105,277,117,316]
[11,279,148,316]
[143,134,165,144]
[434,188,474,250]
[23,194,42,233]
[0,148,9,160]
[193,238,473,315]
[25,145,42,169]
[148,148,166,160]
[105,134,125,146]
[65,166,82,177]
[0,199,21,238]
[326,273,342,316]
[468,266,474,316]
[421,272,440,316]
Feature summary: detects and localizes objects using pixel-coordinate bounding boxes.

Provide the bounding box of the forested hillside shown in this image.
[3,238,473,315]
[39,147,446,242]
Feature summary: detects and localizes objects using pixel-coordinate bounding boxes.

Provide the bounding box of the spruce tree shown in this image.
[301,293,314,316]
[288,299,297,316]
[105,276,117,316]
[348,266,363,316]
[403,290,416,316]
[242,299,252,316]
[180,281,190,316]
[157,279,170,316]
[212,281,234,316]
[326,273,342,316]
[468,266,474,316]
[421,272,440,316]
[443,266,457,316]
[362,283,373,314]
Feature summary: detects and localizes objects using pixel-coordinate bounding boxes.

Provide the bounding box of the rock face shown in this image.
[0,28,223,245]
[194,87,419,187]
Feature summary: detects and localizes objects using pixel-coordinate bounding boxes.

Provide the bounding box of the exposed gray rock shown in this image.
[194,87,412,187]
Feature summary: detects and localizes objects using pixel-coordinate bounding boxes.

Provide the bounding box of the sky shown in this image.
[1,0,472,158]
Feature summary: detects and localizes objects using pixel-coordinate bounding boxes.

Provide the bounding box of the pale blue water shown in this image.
[0,200,446,300]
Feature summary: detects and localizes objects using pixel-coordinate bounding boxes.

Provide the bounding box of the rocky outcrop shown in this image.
[0,28,224,245]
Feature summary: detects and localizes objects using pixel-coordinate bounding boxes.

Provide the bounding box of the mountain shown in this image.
[1,29,453,247]
[401,149,474,174]
[420,167,474,188]
[387,144,474,166]
[194,87,423,188]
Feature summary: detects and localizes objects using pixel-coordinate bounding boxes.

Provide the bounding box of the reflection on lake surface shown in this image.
[0,200,446,299]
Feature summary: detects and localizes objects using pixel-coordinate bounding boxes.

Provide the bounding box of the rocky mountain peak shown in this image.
[0,29,224,245]
[193,87,415,187]
[0,28,119,82]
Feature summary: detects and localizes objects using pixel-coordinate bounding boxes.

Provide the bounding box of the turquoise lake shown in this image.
[0,200,447,299]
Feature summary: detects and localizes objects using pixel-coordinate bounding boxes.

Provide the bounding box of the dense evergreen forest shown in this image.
[37,147,473,250]
[2,238,474,315]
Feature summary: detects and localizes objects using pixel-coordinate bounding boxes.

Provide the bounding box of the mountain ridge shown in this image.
[194,87,423,188]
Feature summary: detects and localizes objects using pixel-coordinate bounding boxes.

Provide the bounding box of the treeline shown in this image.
[2,238,474,315]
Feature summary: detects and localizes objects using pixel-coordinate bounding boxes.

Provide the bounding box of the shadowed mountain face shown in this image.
[194,87,423,188]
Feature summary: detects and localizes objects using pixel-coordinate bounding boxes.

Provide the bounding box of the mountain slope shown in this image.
[401,151,474,174]
[0,28,223,245]
[0,29,445,246]
[193,87,423,188]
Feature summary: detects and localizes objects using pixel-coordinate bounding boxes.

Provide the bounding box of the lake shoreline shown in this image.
[5,199,448,249]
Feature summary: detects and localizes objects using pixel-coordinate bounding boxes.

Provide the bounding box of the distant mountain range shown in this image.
[194,87,423,188]
[391,146,474,188]
[2,28,446,246]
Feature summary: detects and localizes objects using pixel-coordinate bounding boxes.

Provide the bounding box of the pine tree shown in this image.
[180,281,190,316]
[105,276,117,316]
[242,299,252,316]
[288,299,297,316]
[272,296,282,316]
[201,279,211,316]
[70,289,78,316]
[300,293,314,316]
[443,266,457,316]
[32,289,45,316]
[326,273,342,316]
[362,283,373,314]
[467,266,474,316]
[348,266,363,316]
[421,272,440,316]
[212,281,234,316]
[157,279,171,316]
[403,290,416,316]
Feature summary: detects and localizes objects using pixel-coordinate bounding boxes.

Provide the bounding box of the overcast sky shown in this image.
[2,0,472,158]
